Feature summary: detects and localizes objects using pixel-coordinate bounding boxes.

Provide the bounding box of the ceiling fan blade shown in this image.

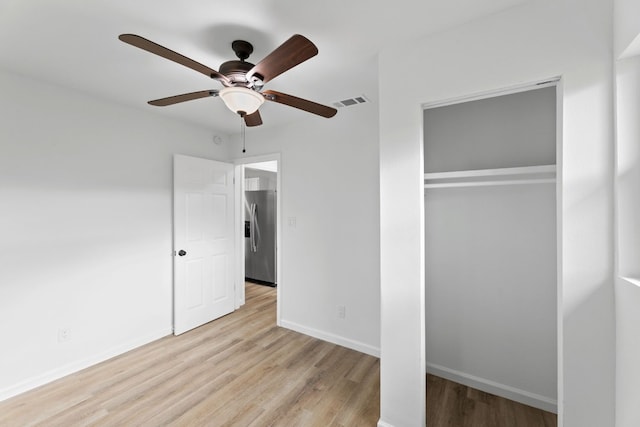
[263,90,337,118]
[119,34,230,84]
[148,90,218,106]
[244,110,263,127]
[246,35,318,84]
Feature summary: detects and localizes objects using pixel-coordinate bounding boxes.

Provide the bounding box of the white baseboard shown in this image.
[377,420,394,427]
[427,362,557,413]
[0,327,172,402]
[280,319,380,358]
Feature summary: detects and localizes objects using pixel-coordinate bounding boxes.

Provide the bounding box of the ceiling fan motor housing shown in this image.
[219,60,255,86]
[218,40,264,88]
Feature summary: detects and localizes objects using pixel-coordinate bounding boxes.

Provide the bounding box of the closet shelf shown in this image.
[424,164,556,189]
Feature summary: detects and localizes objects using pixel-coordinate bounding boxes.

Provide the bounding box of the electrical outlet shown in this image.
[337,305,346,319]
[58,328,70,343]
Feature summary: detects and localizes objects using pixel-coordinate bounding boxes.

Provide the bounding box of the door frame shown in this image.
[234,153,282,325]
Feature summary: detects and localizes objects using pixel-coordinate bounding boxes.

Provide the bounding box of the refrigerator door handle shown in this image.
[249,203,254,252]
[253,204,259,252]
[250,203,258,253]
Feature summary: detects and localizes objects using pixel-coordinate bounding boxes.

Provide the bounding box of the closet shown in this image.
[424,83,558,412]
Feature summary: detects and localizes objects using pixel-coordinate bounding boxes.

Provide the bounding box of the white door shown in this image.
[174,155,235,335]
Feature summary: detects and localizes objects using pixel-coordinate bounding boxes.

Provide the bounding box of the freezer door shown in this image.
[244,190,276,284]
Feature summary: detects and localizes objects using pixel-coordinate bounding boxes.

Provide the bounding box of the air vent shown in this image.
[332,95,369,108]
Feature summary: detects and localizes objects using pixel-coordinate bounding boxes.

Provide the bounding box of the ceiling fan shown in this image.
[118,33,337,127]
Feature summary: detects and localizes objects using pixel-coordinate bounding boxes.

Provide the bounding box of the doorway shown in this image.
[423,81,560,415]
[234,154,281,325]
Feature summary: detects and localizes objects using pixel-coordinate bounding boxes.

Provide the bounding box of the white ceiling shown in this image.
[0,0,526,135]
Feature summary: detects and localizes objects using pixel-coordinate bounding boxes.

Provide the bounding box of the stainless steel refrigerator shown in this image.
[244,190,277,285]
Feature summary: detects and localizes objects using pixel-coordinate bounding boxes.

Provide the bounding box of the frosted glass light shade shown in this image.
[219,86,265,115]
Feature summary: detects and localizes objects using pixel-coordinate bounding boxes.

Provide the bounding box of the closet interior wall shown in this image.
[424,84,558,412]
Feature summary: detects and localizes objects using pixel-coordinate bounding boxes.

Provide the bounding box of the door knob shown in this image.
[178,250,187,256]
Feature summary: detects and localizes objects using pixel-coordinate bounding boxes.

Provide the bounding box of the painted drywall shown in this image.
[0,70,231,400]
[232,97,381,356]
[614,0,640,58]
[614,54,640,427]
[615,278,640,427]
[378,0,615,426]
[423,86,557,172]
[244,167,277,191]
[615,55,640,278]
[425,185,557,410]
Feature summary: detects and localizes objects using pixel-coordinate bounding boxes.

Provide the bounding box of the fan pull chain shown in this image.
[241,114,246,153]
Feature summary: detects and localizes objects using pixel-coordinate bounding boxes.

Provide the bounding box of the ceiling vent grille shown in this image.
[332,95,369,108]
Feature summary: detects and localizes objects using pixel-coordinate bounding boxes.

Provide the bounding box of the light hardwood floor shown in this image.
[1,283,557,426]
[426,374,557,427]
[0,284,380,426]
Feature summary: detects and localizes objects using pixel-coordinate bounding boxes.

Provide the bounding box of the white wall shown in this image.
[614,54,640,427]
[232,97,381,356]
[244,168,277,191]
[614,0,640,57]
[425,184,558,411]
[0,70,231,400]
[378,0,615,426]
[615,55,640,279]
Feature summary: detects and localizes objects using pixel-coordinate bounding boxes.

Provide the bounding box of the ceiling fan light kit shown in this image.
[219,86,265,116]
[118,33,337,127]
